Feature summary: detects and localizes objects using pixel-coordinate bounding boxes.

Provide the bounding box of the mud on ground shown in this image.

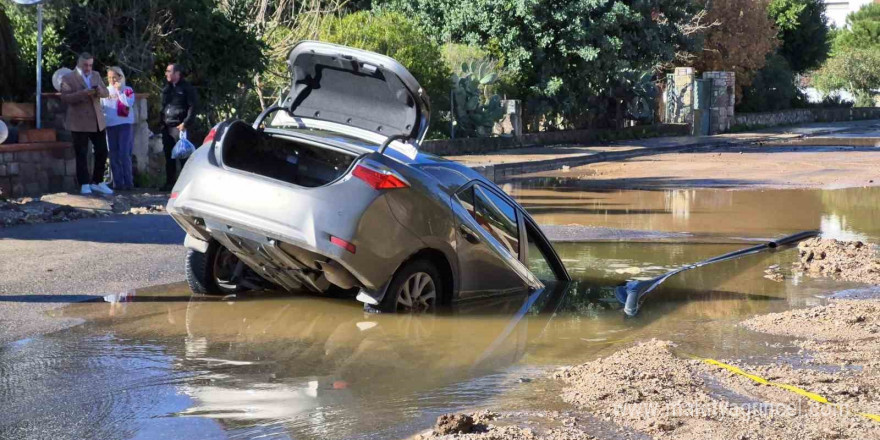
[795,238,880,285]
[530,147,880,190]
[418,337,879,439]
[0,191,167,227]
[416,240,880,440]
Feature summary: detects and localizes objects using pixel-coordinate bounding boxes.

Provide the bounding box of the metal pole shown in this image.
[35,3,43,129]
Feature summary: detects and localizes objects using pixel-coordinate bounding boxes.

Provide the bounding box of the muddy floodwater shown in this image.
[2,184,879,439]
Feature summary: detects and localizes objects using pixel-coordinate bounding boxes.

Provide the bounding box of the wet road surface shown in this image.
[1,185,879,439]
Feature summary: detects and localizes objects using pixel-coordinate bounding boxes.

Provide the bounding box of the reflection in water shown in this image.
[510,182,880,241]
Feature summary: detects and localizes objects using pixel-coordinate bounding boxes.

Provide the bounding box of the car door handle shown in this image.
[459,224,482,244]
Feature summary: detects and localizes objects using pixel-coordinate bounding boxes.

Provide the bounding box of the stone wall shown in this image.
[665,67,695,126]
[734,107,880,129]
[703,71,735,134]
[0,143,78,198]
[420,124,690,156]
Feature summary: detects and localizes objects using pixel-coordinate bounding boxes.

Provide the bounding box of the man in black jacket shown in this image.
[160,63,198,191]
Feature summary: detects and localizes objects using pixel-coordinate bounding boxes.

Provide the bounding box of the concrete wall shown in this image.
[734,107,880,129]
[421,124,689,156]
[824,0,878,28]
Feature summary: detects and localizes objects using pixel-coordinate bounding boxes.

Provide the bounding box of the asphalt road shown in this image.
[0,214,186,344]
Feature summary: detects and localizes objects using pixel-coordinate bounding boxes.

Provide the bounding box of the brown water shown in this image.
[0,186,878,439]
[506,181,880,242]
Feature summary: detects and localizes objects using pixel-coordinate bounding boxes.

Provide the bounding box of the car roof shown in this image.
[409,152,490,193]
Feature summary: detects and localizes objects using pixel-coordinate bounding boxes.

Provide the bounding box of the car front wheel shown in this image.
[377,259,442,313]
[185,240,245,295]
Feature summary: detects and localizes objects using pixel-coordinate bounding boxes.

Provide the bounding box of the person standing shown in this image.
[160,63,198,191]
[60,52,113,195]
[101,66,135,191]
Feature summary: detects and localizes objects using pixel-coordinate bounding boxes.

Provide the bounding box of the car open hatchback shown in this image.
[166,41,570,312]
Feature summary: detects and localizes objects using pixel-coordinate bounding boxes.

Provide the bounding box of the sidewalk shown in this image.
[444,119,880,182]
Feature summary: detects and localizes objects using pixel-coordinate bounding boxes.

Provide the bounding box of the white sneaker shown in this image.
[81,184,92,195]
[90,182,114,195]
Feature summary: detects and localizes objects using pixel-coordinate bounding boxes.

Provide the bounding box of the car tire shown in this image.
[185,240,242,295]
[377,259,442,313]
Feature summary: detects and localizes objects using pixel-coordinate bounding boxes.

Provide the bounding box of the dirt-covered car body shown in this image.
[166,42,569,308]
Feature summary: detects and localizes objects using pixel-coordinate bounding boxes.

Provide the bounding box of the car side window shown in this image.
[526,223,558,281]
[473,185,520,258]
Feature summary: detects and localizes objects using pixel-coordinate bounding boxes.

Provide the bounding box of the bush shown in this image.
[737,54,799,112]
[813,48,880,107]
[318,11,451,135]
[3,0,65,98]
[0,4,22,100]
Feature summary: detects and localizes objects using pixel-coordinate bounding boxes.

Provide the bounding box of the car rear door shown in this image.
[451,182,542,299]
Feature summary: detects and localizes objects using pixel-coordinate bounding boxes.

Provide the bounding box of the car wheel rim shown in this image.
[212,247,242,291]
[396,272,436,312]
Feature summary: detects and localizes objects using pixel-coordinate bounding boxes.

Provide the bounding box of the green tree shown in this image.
[767,0,829,72]
[832,3,880,53]
[737,53,799,112]
[377,0,700,130]
[812,48,880,107]
[217,0,351,110]
[3,0,65,97]
[318,11,452,132]
[56,0,267,127]
[0,3,22,100]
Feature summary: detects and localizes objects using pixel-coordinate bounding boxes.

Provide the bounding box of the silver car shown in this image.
[167,41,570,312]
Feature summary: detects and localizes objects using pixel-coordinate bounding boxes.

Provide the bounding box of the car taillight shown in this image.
[352,164,409,190]
[330,236,356,254]
[169,192,179,199]
[203,126,218,144]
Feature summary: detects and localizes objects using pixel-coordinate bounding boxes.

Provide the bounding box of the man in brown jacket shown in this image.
[60,52,113,195]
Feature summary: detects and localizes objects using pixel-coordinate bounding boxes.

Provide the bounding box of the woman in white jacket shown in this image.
[102,66,136,190]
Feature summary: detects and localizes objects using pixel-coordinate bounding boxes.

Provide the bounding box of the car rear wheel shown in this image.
[377,259,442,313]
[186,240,245,295]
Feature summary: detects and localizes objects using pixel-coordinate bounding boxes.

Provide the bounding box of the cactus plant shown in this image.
[451,60,504,137]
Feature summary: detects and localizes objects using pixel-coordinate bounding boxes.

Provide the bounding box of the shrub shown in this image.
[812,48,880,107]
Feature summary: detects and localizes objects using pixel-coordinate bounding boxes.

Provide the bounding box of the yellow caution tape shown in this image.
[699,357,880,423]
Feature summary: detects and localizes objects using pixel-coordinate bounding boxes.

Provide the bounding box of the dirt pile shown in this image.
[795,238,880,285]
[414,412,596,440]
[743,299,880,342]
[742,299,880,369]
[415,411,558,440]
[553,339,878,439]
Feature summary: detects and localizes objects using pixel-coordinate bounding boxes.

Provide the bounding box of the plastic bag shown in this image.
[171,130,196,159]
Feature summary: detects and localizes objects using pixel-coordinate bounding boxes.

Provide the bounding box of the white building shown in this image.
[824,0,879,28]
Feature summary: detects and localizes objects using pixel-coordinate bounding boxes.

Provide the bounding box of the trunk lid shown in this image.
[283,41,432,146]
